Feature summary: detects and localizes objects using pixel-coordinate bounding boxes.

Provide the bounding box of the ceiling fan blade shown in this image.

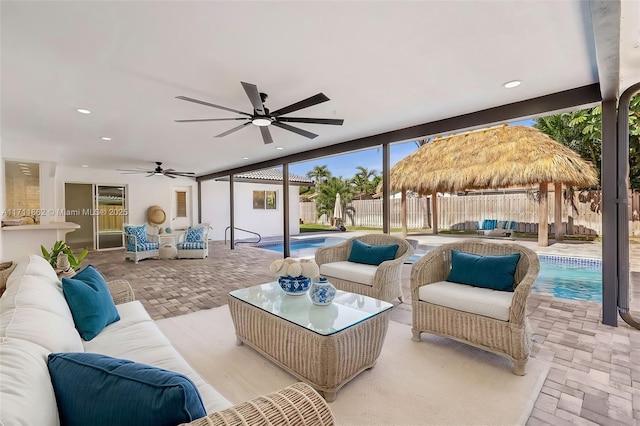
[175,96,252,117]
[167,171,195,176]
[260,126,273,145]
[146,173,155,177]
[163,173,177,179]
[117,169,151,173]
[271,121,318,139]
[270,93,330,117]
[276,117,344,125]
[241,82,266,115]
[215,122,252,138]
[175,118,249,123]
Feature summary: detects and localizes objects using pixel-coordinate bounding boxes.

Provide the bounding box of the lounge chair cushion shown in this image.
[132,242,159,251]
[418,281,514,321]
[447,250,520,291]
[319,261,377,286]
[185,227,205,243]
[177,241,205,250]
[347,239,399,265]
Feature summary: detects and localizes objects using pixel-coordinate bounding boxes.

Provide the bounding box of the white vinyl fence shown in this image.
[299,191,635,236]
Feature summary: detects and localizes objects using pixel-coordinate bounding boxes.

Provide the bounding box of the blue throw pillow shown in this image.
[185,227,205,243]
[446,250,521,292]
[124,224,148,251]
[47,353,206,426]
[61,265,120,340]
[348,239,399,266]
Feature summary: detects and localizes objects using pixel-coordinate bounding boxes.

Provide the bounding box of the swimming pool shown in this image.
[256,239,603,302]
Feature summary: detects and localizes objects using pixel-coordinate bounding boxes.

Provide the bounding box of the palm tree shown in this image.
[316,177,354,222]
[306,165,332,187]
[351,166,379,198]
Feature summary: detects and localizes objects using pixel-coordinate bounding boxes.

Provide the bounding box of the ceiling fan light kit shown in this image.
[175,81,344,145]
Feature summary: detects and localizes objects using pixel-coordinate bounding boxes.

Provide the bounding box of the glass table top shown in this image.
[229,281,393,336]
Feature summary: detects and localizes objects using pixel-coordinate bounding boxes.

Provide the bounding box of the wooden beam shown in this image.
[431,192,438,235]
[554,182,563,242]
[538,182,548,247]
[401,189,407,237]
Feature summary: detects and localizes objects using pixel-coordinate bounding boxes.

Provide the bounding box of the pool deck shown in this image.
[87,232,640,425]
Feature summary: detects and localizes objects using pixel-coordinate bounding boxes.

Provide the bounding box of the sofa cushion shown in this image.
[7,254,60,287]
[320,261,377,286]
[418,281,514,321]
[348,239,399,266]
[48,352,207,426]
[446,250,520,292]
[62,265,120,341]
[0,268,84,353]
[0,338,60,426]
[82,303,233,414]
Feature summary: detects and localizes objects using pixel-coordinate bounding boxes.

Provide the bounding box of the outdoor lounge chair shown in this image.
[477,220,516,237]
[410,240,539,375]
[176,223,210,259]
[315,234,413,302]
[124,223,159,263]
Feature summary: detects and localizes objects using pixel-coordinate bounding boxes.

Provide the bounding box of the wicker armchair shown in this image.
[410,240,540,375]
[123,223,159,263]
[315,234,413,303]
[176,223,210,259]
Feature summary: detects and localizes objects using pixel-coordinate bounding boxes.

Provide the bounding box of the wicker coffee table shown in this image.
[228,281,393,401]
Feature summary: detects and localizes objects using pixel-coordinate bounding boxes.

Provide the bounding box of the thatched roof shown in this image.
[390,125,599,194]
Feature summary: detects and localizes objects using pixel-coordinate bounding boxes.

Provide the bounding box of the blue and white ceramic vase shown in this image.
[278,275,311,296]
[309,277,337,306]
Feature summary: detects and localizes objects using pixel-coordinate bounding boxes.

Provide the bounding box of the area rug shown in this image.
[157,305,549,426]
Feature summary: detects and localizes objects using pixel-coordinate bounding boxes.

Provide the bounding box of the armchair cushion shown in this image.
[418,281,514,321]
[133,242,160,251]
[319,261,376,286]
[47,352,206,426]
[61,266,120,341]
[177,241,205,250]
[185,227,205,243]
[348,239,399,266]
[446,250,520,292]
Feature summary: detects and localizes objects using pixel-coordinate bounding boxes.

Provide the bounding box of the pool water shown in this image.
[535,256,602,302]
[257,239,603,302]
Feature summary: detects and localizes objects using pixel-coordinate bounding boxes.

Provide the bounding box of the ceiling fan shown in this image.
[117,162,195,179]
[174,81,344,145]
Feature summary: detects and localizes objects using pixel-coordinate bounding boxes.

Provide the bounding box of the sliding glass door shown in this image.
[95,185,127,250]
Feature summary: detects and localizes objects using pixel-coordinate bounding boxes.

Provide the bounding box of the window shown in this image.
[4,161,40,221]
[253,190,277,210]
[176,191,187,217]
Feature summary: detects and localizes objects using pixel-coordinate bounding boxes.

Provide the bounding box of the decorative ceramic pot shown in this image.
[278,275,311,295]
[309,277,337,306]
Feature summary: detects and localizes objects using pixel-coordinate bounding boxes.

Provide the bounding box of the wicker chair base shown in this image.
[125,250,159,264]
[228,294,391,402]
[412,300,531,375]
[176,248,208,259]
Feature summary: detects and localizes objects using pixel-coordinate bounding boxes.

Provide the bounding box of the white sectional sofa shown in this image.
[0,255,333,425]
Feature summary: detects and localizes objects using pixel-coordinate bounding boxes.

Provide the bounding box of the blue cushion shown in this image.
[348,239,399,266]
[47,352,206,426]
[446,250,521,292]
[185,227,205,243]
[134,242,159,251]
[61,265,120,340]
[124,224,148,250]
[177,241,205,250]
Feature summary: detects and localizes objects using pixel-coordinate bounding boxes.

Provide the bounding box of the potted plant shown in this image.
[40,241,89,271]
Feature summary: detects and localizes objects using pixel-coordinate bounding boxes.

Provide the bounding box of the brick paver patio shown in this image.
[87,236,640,425]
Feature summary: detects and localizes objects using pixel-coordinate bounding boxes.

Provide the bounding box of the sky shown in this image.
[288,119,535,180]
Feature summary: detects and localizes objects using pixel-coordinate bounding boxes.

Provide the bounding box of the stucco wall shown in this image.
[201,180,301,241]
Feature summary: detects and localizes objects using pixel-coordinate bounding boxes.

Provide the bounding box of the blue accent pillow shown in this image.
[47,353,206,426]
[446,250,521,292]
[61,265,120,341]
[185,227,205,243]
[348,239,399,266]
[124,224,148,248]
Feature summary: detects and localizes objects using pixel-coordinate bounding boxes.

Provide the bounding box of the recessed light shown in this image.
[76,108,91,114]
[276,147,284,150]
[81,164,89,168]
[101,137,112,141]
[242,157,249,160]
[502,80,521,89]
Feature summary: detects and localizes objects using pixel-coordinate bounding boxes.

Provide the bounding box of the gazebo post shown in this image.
[431,191,438,235]
[401,188,407,237]
[554,182,563,241]
[538,182,549,246]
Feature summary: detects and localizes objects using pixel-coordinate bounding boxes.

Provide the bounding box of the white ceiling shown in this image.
[2,1,638,176]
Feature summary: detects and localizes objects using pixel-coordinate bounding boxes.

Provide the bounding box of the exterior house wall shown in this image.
[201,180,301,241]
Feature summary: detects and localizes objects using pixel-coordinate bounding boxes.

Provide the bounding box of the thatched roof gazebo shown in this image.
[390,125,599,246]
